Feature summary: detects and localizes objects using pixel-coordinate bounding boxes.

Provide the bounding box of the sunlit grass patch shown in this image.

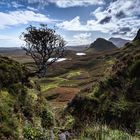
[27,89,38,103]
[0,90,14,111]
[77,124,140,140]
[107,59,115,65]
[66,70,81,79]
[40,76,69,92]
[41,82,59,92]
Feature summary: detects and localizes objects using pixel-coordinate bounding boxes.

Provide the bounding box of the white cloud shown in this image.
[107,0,140,17]
[26,0,104,8]
[90,7,103,16]
[66,33,92,46]
[27,6,38,11]
[57,0,140,39]
[1,0,105,9]
[73,33,91,40]
[57,16,86,31]
[49,0,104,8]
[3,0,104,9]
[11,1,24,8]
[0,10,54,29]
[0,34,24,47]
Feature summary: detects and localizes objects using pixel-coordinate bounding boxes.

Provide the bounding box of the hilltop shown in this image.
[89,38,117,52]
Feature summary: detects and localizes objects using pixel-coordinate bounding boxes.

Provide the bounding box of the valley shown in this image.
[0,1,140,139]
[1,31,140,139]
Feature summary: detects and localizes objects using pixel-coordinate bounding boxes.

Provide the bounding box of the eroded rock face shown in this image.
[134,29,140,41]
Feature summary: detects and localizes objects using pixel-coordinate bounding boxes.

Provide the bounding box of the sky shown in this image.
[0,0,140,47]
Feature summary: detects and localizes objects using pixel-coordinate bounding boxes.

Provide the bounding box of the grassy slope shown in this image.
[0,56,54,140]
[67,40,140,138]
[1,40,140,139]
[0,48,118,139]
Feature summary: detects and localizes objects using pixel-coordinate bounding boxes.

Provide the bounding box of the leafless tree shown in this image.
[21,24,66,77]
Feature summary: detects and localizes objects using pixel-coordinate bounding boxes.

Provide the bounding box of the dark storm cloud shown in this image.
[112,31,127,35]
[112,27,131,35]
[119,27,131,32]
[115,11,126,19]
[108,9,111,13]
[99,16,112,24]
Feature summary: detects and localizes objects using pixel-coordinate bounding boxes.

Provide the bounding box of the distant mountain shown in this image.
[109,37,130,48]
[89,38,117,52]
[66,45,89,52]
[0,47,25,55]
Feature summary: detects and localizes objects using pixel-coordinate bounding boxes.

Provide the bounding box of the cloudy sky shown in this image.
[0,0,140,47]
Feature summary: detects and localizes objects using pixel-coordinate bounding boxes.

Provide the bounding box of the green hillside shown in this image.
[0,30,140,140]
[67,31,140,138]
[0,56,54,139]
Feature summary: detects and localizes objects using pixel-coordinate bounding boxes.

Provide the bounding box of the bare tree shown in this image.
[21,24,66,77]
